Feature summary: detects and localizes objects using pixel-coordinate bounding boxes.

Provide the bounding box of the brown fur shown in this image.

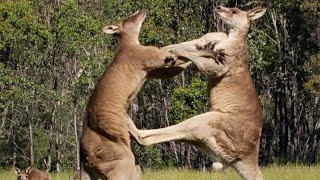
[80,10,189,180]
[14,167,50,180]
[128,6,267,180]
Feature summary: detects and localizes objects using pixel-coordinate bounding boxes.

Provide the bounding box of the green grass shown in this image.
[143,165,320,180]
[1,165,320,180]
[0,170,73,180]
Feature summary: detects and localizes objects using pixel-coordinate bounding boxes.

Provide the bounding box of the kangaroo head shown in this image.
[103,10,146,43]
[215,6,266,30]
[14,167,31,180]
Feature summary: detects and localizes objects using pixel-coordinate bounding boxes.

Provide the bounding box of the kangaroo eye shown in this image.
[232,10,237,14]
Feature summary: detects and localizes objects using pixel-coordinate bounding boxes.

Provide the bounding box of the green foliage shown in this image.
[0,0,110,170]
[170,75,207,122]
[33,127,49,167]
[248,29,277,74]
[304,53,320,96]
[58,0,103,52]
[134,144,172,169]
[0,0,49,62]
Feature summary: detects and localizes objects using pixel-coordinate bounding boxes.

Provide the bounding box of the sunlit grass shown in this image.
[143,165,320,180]
[0,170,74,180]
[143,168,238,180]
[0,170,15,180]
[1,165,320,180]
[51,171,75,180]
[261,164,320,180]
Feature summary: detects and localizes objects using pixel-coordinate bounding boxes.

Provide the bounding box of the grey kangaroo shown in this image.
[128,6,267,180]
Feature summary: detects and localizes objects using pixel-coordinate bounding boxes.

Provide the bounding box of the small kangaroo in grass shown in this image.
[80,10,190,180]
[14,167,50,180]
[128,6,267,180]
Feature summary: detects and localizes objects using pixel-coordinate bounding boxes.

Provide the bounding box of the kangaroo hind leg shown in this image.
[233,159,263,180]
[128,111,224,146]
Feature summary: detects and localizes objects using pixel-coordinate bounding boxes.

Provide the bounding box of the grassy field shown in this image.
[1,165,319,180]
[143,165,320,180]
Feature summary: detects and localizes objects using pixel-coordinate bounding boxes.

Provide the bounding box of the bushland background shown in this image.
[0,0,319,173]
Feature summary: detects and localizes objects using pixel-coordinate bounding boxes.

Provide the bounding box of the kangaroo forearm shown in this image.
[148,62,191,79]
[171,50,228,77]
[161,39,208,52]
[161,32,227,52]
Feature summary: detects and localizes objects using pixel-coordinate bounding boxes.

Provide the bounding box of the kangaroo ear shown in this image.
[103,25,119,35]
[14,167,21,175]
[248,7,267,20]
[25,166,32,174]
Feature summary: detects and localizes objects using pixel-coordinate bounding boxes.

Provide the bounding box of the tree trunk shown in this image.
[56,124,62,173]
[11,107,17,168]
[202,155,206,171]
[12,125,17,168]
[46,104,56,172]
[29,122,34,166]
[162,95,179,164]
[0,107,8,137]
[74,105,80,175]
[187,145,192,169]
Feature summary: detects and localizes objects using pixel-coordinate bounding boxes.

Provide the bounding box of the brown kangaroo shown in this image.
[14,167,50,180]
[80,10,189,180]
[128,6,267,180]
